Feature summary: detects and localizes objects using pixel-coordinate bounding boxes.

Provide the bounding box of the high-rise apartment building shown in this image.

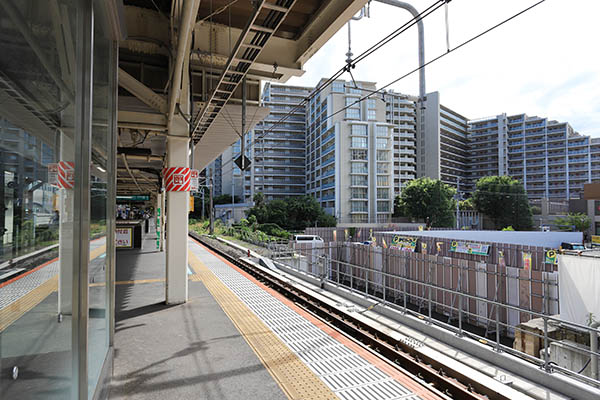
[385,91,418,197]
[305,79,394,224]
[418,91,470,188]
[467,114,600,199]
[215,81,600,221]
[244,83,313,202]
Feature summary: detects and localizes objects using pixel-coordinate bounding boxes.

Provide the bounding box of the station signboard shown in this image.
[116,227,133,248]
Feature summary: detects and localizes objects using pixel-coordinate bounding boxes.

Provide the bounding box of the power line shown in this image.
[214,0,446,172]
[322,0,549,123]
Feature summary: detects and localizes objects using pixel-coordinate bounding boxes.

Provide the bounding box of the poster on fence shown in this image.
[522,251,532,270]
[450,241,490,256]
[390,235,417,252]
[544,249,558,265]
[498,250,506,268]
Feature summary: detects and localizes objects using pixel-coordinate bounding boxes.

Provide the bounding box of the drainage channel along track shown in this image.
[194,235,509,400]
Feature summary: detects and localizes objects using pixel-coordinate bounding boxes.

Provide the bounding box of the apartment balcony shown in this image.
[397,124,416,132]
[322,169,335,178]
[397,156,416,163]
[569,165,589,171]
[322,158,335,167]
[322,194,335,200]
[260,188,306,195]
[322,132,335,144]
[322,144,335,155]
[398,132,415,139]
[256,179,305,186]
[322,181,335,189]
[257,160,305,167]
[568,157,588,164]
[568,141,588,147]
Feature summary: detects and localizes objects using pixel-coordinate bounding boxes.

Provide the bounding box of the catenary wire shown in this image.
[213,0,447,171]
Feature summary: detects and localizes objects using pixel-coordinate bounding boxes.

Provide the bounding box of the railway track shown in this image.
[193,233,513,400]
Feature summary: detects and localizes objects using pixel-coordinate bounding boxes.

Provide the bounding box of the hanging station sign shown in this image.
[450,241,490,256]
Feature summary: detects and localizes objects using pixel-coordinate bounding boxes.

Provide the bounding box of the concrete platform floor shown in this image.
[109,234,285,400]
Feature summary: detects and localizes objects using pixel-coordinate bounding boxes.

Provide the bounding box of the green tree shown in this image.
[553,213,591,232]
[393,195,404,217]
[398,178,456,227]
[472,176,533,230]
[247,194,335,230]
[459,198,474,211]
[213,194,242,205]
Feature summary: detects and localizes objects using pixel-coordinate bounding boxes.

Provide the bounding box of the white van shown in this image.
[292,234,324,246]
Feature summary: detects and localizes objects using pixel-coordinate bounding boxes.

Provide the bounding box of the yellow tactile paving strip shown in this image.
[0,275,58,332]
[188,250,338,400]
[0,244,107,332]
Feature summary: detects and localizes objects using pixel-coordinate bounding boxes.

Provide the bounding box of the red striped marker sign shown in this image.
[190,169,199,192]
[163,167,191,192]
[58,161,75,189]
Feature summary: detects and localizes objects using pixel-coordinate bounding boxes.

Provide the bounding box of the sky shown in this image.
[287,0,600,137]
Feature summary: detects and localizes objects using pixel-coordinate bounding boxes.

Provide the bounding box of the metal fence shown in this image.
[270,242,600,386]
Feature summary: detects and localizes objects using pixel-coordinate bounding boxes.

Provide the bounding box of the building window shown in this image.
[351,124,367,136]
[351,162,368,174]
[376,138,388,149]
[348,85,362,94]
[376,126,389,137]
[352,214,368,223]
[367,109,377,120]
[377,201,390,212]
[332,81,344,92]
[377,175,389,186]
[346,108,360,120]
[351,175,368,186]
[346,97,357,107]
[351,188,368,199]
[377,188,390,199]
[377,162,389,174]
[376,150,389,161]
[351,149,368,160]
[367,98,377,109]
[351,201,369,212]
[351,137,367,148]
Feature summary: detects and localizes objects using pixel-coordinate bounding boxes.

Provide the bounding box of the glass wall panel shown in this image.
[0,1,77,398]
[88,5,112,396]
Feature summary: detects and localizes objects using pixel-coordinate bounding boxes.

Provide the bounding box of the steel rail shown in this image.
[191,233,511,400]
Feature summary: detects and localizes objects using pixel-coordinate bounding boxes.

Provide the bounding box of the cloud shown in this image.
[288,0,600,137]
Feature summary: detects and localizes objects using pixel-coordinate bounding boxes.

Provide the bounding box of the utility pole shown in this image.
[201,188,205,220]
[209,169,214,235]
[455,177,461,230]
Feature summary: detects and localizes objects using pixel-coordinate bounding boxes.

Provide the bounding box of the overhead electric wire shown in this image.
[215,0,446,171]
[251,0,446,143]
[319,0,548,125]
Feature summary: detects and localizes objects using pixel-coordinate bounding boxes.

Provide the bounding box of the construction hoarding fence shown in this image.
[285,240,559,338]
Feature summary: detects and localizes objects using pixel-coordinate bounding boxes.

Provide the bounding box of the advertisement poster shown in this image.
[498,250,506,268]
[545,249,558,265]
[116,227,133,248]
[522,251,532,270]
[450,241,490,256]
[390,235,417,252]
[436,241,443,255]
[592,235,600,248]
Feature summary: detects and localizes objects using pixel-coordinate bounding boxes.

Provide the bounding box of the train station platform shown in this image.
[110,234,443,400]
